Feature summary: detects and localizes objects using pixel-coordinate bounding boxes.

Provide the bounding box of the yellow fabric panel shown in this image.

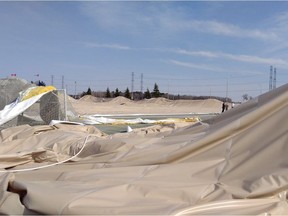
[21,86,56,101]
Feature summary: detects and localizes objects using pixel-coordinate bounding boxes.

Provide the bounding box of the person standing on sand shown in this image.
[222,102,225,113]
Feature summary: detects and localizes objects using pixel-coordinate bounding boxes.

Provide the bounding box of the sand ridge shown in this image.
[70,96,224,115]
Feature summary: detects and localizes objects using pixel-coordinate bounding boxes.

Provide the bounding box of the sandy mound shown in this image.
[202,98,224,107]
[78,95,104,103]
[137,97,172,105]
[70,97,224,115]
[173,98,223,107]
[108,96,132,105]
[67,95,76,102]
[68,93,225,115]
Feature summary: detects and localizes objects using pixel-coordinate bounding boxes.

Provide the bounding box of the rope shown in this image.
[0,135,90,173]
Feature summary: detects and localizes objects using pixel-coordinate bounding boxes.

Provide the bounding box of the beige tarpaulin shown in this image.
[0,84,288,215]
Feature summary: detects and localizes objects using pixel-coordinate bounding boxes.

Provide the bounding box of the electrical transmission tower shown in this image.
[269,66,277,91]
[269,66,273,91]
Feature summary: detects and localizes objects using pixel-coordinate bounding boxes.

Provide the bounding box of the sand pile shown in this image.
[71,96,223,115]
[138,97,172,105]
[78,95,104,103]
[107,96,132,105]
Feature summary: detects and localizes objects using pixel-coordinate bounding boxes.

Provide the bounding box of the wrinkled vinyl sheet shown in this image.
[1,84,288,215]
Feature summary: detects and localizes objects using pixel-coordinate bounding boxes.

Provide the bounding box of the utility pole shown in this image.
[226,79,228,101]
[225,71,229,102]
[273,67,276,89]
[74,81,77,98]
[209,88,211,98]
[51,75,54,86]
[62,75,64,89]
[167,80,170,100]
[140,73,143,99]
[131,72,134,100]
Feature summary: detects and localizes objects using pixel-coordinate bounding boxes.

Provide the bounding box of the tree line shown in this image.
[80,83,163,100]
[79,82,235,102]
[31,79,251,102]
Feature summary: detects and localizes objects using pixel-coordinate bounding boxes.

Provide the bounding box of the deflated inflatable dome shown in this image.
[0,77,33,110]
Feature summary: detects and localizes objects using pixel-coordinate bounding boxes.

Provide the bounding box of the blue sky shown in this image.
[1,1,288,101]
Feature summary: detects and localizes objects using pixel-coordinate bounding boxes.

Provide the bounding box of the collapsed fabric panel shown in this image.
[0,84,288,215]
[0,86,56,126]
